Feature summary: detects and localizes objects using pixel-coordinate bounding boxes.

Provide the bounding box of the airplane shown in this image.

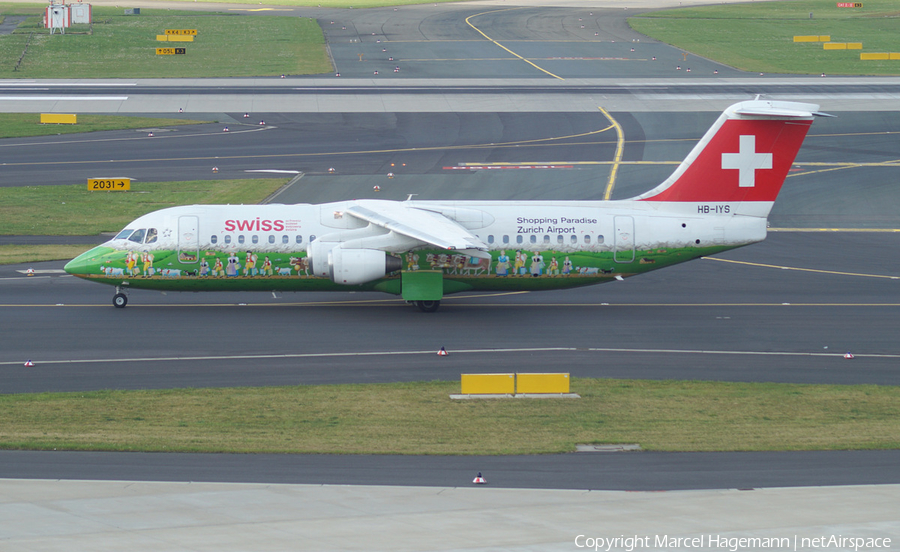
[64,99,827,312]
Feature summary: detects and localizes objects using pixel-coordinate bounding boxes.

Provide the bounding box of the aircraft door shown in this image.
[178,215,199,263]
[614,216,635,263]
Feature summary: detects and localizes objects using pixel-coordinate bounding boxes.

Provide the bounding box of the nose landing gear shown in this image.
[113,286,128,308]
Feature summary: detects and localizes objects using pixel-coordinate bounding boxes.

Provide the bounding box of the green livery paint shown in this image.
[66,244,731,293]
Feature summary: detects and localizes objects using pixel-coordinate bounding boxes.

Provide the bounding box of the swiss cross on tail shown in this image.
[636,100,826,206]
[721,135,772,188]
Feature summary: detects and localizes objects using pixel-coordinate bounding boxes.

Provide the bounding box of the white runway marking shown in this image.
[2,346,897,367]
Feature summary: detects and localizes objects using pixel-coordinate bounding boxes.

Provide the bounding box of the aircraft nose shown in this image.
[64,246,111,276]
[64,251,92,276]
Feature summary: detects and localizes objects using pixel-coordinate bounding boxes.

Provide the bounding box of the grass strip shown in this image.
[2,8,330,78]
[0,114,206,139]
[0,244,94,265]
[629,0,900,76]
[0,179,289,236]
[1,379,898,454]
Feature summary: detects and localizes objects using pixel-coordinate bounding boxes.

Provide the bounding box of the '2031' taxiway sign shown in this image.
[88,179,130,191]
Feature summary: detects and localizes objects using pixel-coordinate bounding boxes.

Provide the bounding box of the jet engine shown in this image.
[328,247,402,285]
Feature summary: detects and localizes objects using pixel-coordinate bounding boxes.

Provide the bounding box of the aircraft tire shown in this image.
[113,293,128,308]
[417,300,440,313]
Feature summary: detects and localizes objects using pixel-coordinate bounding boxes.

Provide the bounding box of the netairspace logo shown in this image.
[573,534,892,552]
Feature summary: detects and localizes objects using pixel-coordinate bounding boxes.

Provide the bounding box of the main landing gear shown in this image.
[113,287,128,308]
[415,300,440,313]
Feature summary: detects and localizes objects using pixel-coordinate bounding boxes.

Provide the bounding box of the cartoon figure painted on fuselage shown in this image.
[199,258,210,277]
[530,253,544,277]
[406,251,419,271]
[126,251,138,276]
[514,250,526,276]
[244,251,258,276]
[141,250,154,276]
[562,256,573,275]
[496,250,510,276]
[213,257,225,277]
[289,256,308,276]
[261,256,273,276]
[226,253,240,277]
[549,256,559,276]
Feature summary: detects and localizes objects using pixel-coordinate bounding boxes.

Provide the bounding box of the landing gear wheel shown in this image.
[416,300,440,313]
[113,293,128,308]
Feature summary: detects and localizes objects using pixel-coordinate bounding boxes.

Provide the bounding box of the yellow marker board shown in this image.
[166,35,194,42]
[88,178,131,191]
[460,374,515,395]
[166,29,197,35]
[516,373,570,394]
[41,114,77,124]
[156,48,186,55]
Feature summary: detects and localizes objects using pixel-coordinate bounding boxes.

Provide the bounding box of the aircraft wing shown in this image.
[344,200,489,255]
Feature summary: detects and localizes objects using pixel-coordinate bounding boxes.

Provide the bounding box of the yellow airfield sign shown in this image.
[88,178,130,191]
[165,29,197,35]
[156,47,186,55]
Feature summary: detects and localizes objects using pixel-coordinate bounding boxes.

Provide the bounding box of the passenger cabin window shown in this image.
[516,235,523,244]
[529,235,537,244]
[503,235,509,244]
[597,235,604,244]
[584,235,591,244]
[146,228,158,244]
[570,235,577,244]
[281,235,288,244]
[487,235,494,244]
[543,235,550,244]
[224,235,232,244]
[211,235,218,244]
[310,235,316,242]
[238,235,245,245]
[557,235,564,244]
[128,229,145,244]
[296,235,303,244]
[252,235,259,244]
[115,229,133,240]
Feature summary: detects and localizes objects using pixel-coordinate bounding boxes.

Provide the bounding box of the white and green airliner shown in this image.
[65,100,826,312]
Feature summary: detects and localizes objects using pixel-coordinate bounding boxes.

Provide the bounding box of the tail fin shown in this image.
[635,100,825,215]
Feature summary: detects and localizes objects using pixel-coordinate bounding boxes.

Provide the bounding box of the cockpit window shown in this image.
[128,229,146,243]
[146,228,158,244]
[115,229,134,240]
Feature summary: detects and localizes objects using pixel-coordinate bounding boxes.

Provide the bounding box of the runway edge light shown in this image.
[473,472,486,484]
[24,360,34,367]
[437,347,448,356]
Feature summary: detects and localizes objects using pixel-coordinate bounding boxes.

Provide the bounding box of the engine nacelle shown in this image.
[328,247,402,285]
[307,239,335,278]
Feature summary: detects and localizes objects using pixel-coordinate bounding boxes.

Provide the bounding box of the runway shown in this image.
[2,1,900,549]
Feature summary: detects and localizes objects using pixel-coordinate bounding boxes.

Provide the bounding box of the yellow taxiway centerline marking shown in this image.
[598,107,624,200]
[703,257,900,280]
[465,8,564,80]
